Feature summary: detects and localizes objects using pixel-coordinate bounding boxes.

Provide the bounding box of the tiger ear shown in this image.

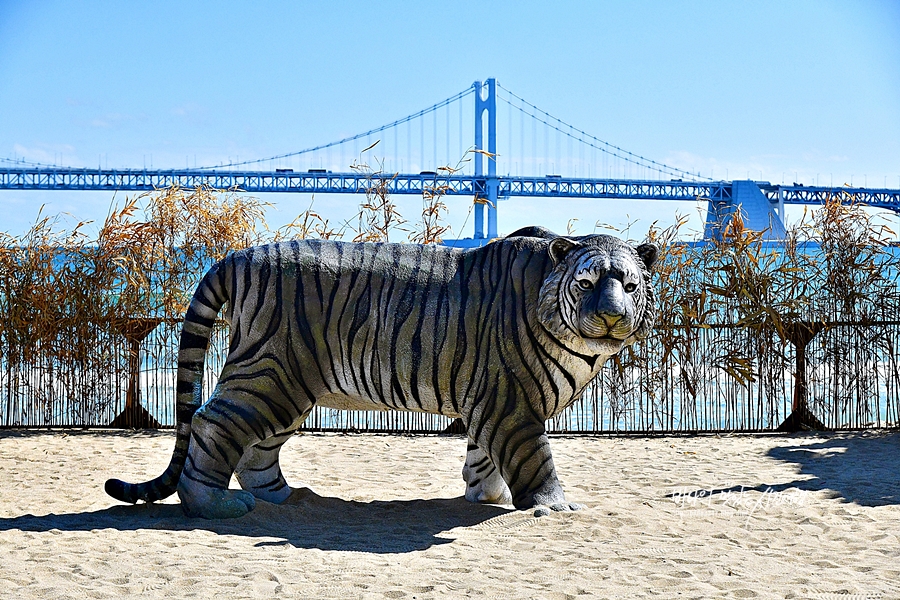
[548,237,578,265]
[636,242,659,270]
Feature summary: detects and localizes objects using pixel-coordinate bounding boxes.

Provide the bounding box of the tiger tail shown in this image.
[104,258,230,504]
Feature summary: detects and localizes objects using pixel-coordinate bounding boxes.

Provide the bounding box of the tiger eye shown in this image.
[577,279,594,291]
[624,282,637,293]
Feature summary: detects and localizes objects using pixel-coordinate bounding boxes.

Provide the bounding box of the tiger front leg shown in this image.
[462,438,512,505]
[472,419,584,516]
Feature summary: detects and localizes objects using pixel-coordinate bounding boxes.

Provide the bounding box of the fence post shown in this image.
[109,318,163,428]
[777,321,827,432]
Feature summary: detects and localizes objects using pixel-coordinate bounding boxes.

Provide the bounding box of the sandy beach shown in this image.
[0,429,898,599]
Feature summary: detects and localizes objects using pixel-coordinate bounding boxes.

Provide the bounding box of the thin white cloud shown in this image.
[88,113,127,129]
[170,103,208,127]
[660,150,862,186]
[11,143,78,165]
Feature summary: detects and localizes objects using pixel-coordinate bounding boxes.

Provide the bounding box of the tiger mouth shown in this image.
[580,330,629,342]
[579,321,632,341]
[578,312,635,339]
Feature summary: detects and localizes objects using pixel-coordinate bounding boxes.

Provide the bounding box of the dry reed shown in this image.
[1,183,897,431]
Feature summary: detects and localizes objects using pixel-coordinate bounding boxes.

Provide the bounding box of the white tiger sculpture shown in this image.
[106,226,658,519]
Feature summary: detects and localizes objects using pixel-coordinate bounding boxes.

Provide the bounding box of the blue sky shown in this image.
[1,0,898,240]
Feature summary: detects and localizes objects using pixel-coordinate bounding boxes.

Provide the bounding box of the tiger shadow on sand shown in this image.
[0,488,512,553]
[670,432,900,508]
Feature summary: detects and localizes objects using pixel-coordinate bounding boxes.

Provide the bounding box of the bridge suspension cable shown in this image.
[1,157,64,168]
[495,82,710,182]
[4,80,713,183]
[189,86,475,171]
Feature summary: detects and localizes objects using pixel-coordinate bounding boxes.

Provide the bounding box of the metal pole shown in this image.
[473,80,485,239]
[486,78,498,239]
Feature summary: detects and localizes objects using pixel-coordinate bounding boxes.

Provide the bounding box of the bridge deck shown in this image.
[1,167,898,210]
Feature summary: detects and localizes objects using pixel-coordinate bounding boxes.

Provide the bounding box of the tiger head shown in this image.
[537,234,658,357]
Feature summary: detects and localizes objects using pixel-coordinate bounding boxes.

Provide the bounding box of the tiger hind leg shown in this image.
[462,438,513,505]
[234,408,311,504]
[176,382,297,519]
[176,404,257,519]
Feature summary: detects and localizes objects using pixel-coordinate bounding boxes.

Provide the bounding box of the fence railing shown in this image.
[2,319,898,433]
[4,186,898,433]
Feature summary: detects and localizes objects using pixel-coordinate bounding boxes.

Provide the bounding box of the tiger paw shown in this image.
[463,469,513,505]
[234,472,293,504]
[533,502,585,517]
[462,443,513,505]
[177,484,256,519]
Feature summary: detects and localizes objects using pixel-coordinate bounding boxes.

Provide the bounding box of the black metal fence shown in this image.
[4,190,900,433]
[2,318,897,433]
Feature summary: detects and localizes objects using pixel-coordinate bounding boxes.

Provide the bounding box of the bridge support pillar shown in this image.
[474,78,498,240]
[704,180,787,241]
[473,198,485,239]
[487,180,498,239]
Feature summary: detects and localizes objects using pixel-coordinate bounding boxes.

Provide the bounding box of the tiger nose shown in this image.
[597,280,626,326]
[599,311,623,328]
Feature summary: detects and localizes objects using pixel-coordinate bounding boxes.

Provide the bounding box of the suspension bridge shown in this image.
[3,78,898,243]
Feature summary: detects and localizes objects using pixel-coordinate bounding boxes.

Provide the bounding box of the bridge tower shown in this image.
[703,181,787,240]
[473,78,498,240]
